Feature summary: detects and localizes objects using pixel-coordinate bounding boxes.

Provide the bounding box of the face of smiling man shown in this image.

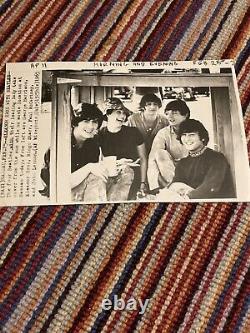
[76,119,99,141]
[181,132,205,153]
[107,109,127,130]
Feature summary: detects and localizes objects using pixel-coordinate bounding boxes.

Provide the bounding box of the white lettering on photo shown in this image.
[101,295,149,315]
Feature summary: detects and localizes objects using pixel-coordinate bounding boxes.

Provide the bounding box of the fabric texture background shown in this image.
[0,1,249,332]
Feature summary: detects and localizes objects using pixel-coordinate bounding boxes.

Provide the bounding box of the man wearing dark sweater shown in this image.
[167,119,235,199]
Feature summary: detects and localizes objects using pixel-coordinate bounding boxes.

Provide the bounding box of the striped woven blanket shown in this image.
[0,1,249,332]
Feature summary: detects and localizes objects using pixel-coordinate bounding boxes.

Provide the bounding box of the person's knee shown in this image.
[155,150,175,184]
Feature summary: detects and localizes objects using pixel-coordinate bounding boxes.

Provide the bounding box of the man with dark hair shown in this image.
[128,93,168,154]
[40,103,108,201]
[139,93,162,109]
[157,119,235,200]
[164,99,190,118]
[71,102,104,128]
[99,101,148,200]
[147,99,190,190]
[71,103,104,174]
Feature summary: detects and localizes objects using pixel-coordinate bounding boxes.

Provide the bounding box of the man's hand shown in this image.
[116,158,140,167]
[116,158,133,166]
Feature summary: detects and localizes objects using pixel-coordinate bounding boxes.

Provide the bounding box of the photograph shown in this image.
[37,62,249,204]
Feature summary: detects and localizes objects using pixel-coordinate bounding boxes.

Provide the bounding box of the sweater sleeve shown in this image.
[150,128,168,153]
[188,153,230,199]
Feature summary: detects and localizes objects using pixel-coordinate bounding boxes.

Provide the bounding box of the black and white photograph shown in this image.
[1,61,249,206]
[37,61,249,204]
